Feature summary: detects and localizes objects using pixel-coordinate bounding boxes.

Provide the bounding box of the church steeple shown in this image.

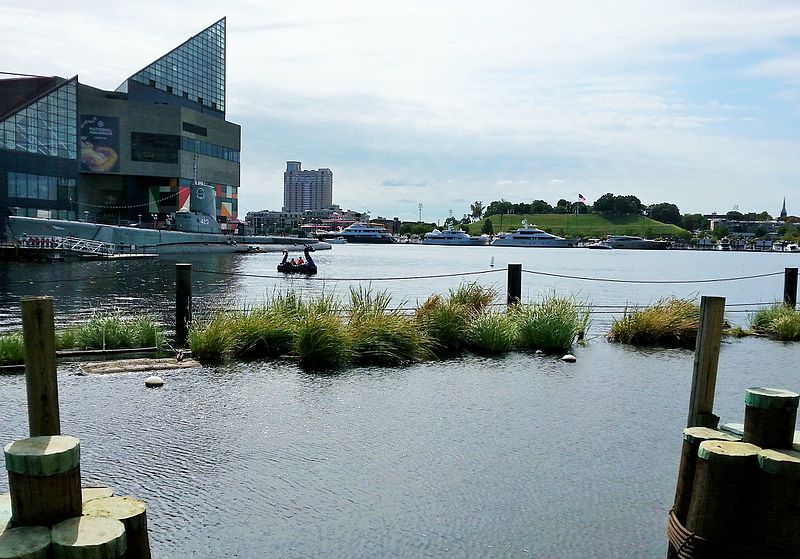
[780,198,787,220]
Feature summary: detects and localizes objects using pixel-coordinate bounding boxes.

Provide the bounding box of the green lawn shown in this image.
[469,213,687,238]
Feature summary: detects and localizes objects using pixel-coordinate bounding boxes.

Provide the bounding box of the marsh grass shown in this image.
[0,333,24,366]
[752,305,800,341]
[415,295,470,356]
[448,283,498,315]
[58,313,165,350]
[608,298,701,348]
[466,312,516,354]
[513,296,588,352]
[232,308,295,358]
[189,314,238,363]
[295,311,353,371]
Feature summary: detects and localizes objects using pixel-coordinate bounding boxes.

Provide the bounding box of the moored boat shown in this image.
[422,228,489,246]
[490,225,577,248]
[324,222,395,244]
[277,246,317,275]
[603,235,671,250]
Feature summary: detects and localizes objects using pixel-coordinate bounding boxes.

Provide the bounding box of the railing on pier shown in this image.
[15,236,117,256]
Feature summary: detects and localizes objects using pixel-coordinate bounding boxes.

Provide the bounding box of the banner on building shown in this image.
[79,115,120,173]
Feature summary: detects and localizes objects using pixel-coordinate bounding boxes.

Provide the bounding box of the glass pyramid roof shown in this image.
[119,18,226,113]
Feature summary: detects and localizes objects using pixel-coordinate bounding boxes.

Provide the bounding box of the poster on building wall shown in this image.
[79,115,120,173]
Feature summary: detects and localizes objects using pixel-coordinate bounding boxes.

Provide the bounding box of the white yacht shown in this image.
[328,222,395,244]
[491,226,577,248]
[604,235,671,250]
[422,228,489,246]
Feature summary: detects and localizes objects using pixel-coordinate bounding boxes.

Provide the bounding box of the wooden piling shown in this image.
[754,448,800,547]
[81,485,114,505]
[51,517,126,559]
[4,436,82,527]
[507,264,521,306]
[785,267,798,309]
[20,296,60,437]
[685,440,760,542]
[83,496,151,559]
[0,493,11,536]
[672,427,740,524]
[686,296,726,428]
[175,263,192,348]
[743,387,799,449]
[0,526,51,559]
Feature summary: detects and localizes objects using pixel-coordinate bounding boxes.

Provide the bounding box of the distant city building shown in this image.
[283,161,332,212]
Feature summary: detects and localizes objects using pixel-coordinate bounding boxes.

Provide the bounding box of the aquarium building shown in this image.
[0,18,240,235]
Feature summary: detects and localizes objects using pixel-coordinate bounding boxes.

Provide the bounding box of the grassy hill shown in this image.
[468,213,687,238]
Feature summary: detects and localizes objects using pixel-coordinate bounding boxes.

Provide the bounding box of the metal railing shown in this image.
[15,236,116,256]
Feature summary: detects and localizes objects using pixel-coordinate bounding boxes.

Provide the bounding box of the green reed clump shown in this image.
[0,332,25,366]
[513,296,588,352]
[608,298,701,348]
[295,311,353,371]
[59,313,165,350]
[448,282,498,315]
[231,308,296,358]
[415,295,471,356]
[752,305,800,341]
[347,288,431,365]
[466,311,516,354]
[188,314,238,363]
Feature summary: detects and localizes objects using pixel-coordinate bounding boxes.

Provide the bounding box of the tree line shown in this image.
[470,193,779,232]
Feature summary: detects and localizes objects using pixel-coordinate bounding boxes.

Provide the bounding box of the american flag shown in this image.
[578,193,586,203]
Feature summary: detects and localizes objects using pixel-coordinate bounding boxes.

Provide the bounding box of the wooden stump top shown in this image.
[81,486,114,505]
[51,517,125,558]
[683,427,740,444]
[3,436,80,476]
[697,440,761,463]
[0,526,51,558]
[83,496,146,522]
[745,387,800,410]
[759,448,800,477]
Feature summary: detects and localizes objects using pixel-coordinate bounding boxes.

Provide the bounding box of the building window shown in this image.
[131,132,180,163]
[182,122,208,136]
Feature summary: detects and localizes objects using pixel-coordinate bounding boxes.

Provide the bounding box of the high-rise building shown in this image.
[0,18,241,234]
[283,161,332,212]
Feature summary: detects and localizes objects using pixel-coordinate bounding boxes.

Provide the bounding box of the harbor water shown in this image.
[1,245,799,557]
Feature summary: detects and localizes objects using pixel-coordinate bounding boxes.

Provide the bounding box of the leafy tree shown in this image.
[470,201,484,220]
[400,223,436,235]
[726,210,744,220]
[712,226,728,239]
[592,193,617,215]
[485,199,513,216]
[530,200,553,214]
[757,211,773,221]
[443,216,458,228]
[648,203,682,225]
[618,195,644,215]
[480,218,494,235]
[554,199,573,214]
[754,226,767,238]
[682,213,709,231]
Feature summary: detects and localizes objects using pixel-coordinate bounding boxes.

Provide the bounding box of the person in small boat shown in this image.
[290,258,297,265]
[297,257,304,265]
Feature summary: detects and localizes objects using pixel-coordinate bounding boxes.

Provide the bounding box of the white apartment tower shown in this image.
[283,161,333,212]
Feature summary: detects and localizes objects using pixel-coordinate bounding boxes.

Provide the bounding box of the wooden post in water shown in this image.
[686,296,725,428]
[84,496,151,558]
[175,263,192,348]
[785,267,798,309]
[507,264,522,306]
[742,387,799,449]
[20,296,60,437]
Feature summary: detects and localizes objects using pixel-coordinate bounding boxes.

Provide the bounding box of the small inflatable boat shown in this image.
[277,246,317,275]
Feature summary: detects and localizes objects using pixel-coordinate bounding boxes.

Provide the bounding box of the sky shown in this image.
[3,1,800,223]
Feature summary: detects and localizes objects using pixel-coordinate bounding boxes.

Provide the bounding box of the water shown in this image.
[0,246,798,558]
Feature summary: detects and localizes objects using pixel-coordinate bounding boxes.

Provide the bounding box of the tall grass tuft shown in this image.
[415,295,470,356]
[608,298,701,348]
[295,311,353,371]
[0,332,25,366]
[513,296,588,352]
[448,282,498,315]
[62,313,165,350]
[188,314,238,363]
[752,305,800,341]
[232,307,296,358]
[349,286,394,317]
[466,311,516,354]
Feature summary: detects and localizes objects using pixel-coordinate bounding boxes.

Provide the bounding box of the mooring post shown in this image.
[176,263,192,348]
[784,267,798,309]
[686,296,726,428]
[507,264,522,306]
[20,296,61,437]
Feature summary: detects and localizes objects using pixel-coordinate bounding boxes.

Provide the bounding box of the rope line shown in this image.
[69,191,179,210]
[521,269,784,284]
[193,268,505,281]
